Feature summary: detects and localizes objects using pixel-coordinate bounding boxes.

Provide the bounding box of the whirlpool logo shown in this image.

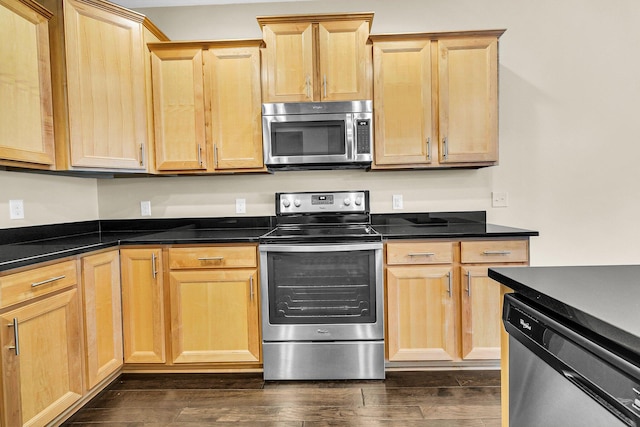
[520,318,532,331]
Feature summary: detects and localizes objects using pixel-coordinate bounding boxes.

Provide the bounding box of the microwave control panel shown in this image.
[356,120,371,154]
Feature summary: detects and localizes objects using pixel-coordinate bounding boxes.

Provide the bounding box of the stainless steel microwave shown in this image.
[262,100,373,170]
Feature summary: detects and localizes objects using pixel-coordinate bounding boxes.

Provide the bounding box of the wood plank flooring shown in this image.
[62,370,501,426]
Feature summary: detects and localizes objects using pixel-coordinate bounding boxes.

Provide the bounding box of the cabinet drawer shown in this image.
[169,246,257,269]
[386,242,453,265]
[0,260,78,308]
[461,240,528,263]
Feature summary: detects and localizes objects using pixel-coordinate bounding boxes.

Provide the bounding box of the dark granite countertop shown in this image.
[0,212,537,272]
[489,265,640,357]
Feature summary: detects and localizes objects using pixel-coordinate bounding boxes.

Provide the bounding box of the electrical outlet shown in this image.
[9,200,24,220]
[392,194,403,210]
[140,200,151,216]
[492,191,509,208]
[236,198,246,214]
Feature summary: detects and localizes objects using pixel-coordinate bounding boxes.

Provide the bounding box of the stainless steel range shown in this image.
[259,190,384,380]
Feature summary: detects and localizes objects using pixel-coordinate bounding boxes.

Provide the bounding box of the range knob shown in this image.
[282,199,291,208]
[355,196,363,206]
[294,199,301,207]
[343,198,351,206]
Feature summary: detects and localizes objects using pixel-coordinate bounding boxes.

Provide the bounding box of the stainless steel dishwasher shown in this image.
[503,293,640,427]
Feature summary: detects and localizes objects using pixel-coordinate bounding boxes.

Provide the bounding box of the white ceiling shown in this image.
[112,0,318,8]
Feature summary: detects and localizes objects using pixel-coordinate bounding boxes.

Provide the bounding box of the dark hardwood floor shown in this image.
[62,370,501,426]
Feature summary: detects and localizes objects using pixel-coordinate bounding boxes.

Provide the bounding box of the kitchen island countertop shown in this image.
[489,265,640,356]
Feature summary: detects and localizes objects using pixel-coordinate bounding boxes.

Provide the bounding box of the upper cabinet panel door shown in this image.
[0,0,55,167]
[372,39,433,166]
[318,20,371,101]
[262,22,314,102]
[207,45,264,170]
[151,47,207,171]
[63,0,147,170]
[438,37,498,164]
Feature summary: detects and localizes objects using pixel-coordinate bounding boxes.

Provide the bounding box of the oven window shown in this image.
[271,121,345,156]
[266,250,376,324]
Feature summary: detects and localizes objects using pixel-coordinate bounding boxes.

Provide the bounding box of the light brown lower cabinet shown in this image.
[120,248,166,364]
[0,288,83,427]
[169,268,260,364]
[81,250,123,389]
[385,239,529,363]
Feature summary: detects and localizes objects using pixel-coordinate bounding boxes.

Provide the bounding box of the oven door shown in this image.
[262,113,353,166]
[259,242,383,342]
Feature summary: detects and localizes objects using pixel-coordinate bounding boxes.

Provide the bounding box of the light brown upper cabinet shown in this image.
[149,40,265,173]
[258,13,373,103]
[0,0,56,169]
[42,0,154,171]
[371,30,504,169]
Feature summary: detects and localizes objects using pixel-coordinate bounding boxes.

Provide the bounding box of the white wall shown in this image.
[0,170,99,228]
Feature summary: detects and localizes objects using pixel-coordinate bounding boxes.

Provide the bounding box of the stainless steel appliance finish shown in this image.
[259,190,384,380]
[262,101,373,169]
[504,294,640,427]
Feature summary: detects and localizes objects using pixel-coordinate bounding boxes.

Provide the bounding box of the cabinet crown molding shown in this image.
[1,0,53,19]
[369,28,506,42]
[257,11,374,29]
[70,0,145,23]
[148,38,264,50]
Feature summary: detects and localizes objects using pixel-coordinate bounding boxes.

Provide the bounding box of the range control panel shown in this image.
[277,191,369,215]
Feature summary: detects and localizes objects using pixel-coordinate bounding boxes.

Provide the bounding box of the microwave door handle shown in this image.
[347,115,355,160]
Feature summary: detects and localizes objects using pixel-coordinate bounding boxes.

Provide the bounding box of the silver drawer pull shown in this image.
[8,318,19,356]
[197,256,224,261]
[31,275,65,288]
[482,250,511,256]
[408,252,436,257]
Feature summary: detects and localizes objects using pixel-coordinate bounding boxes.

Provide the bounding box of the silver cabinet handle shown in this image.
[447,272,452,297]
[197,144,203,167]
[8,318,19,356]
[151,253,157,279]
[466,271,472,296]
[442,137,448,160]
[250,275,254,302]
[323,74,327,98]
[214,144,219,168]
[198,256,224,261]
[31,275,65,288]
[482,250,512,256]
[408,252,435,257]
[139,143,144,166]
[426,137,431,160]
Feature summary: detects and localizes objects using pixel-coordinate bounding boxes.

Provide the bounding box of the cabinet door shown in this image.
[0,0,55,167]
[373,39,433,166]
[438,37,498,164]
[81,250,123,389]
[460,266,501,360]
[261,22,314,102]
[120,248,165,364]
[63,0,147,170]
[151,47,207,171]
[169,269,260,364]
[318,20,372,101]
[0,289,82,427]
[386,266,456,361]
[207,46,264,170]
